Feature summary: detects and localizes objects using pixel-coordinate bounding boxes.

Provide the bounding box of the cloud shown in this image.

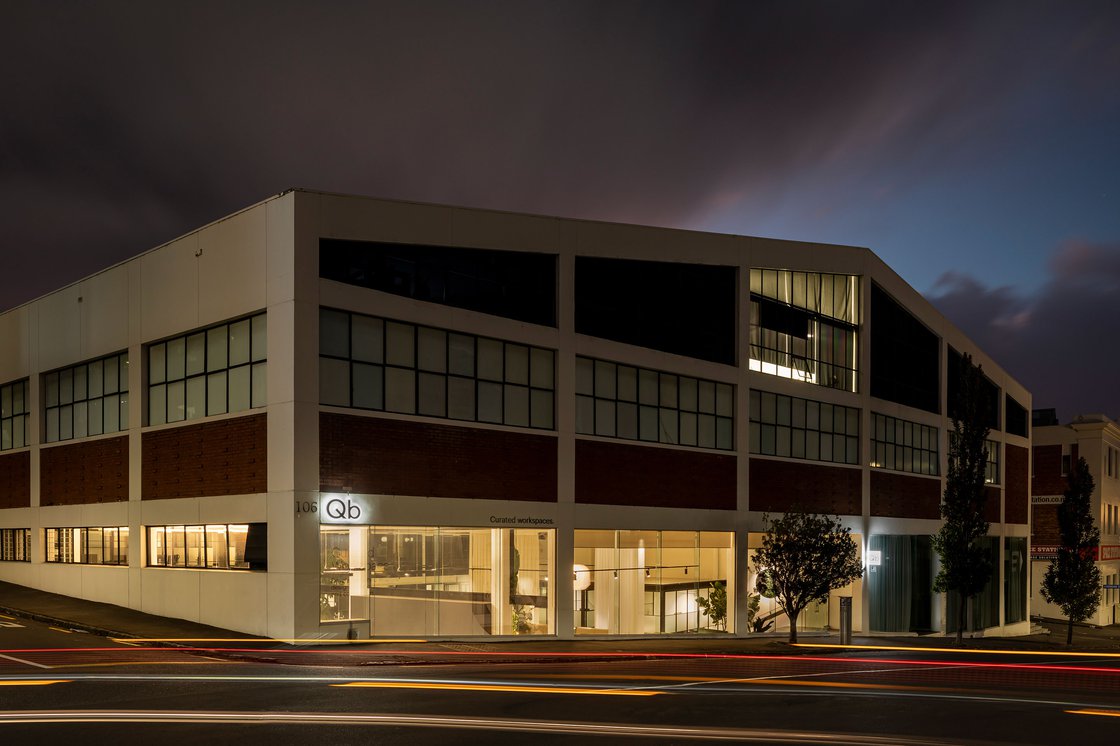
[929,239,1120,421]
[6,1,1111,311]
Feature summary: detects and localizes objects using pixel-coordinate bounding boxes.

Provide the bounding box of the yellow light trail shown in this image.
[0,680,70,686]
[47,660,241,670]
[1067,709,1120,718]
[795,642,1120,659]
[110,638,427,644]
[334,681,663,696]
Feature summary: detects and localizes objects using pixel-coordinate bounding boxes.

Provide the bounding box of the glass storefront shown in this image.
[867,534,934,633]
[1005,537,1027,624]
[320,525,554,636]
[572,529,734,635]
[747,531,862,634]
[946,536,1001,632]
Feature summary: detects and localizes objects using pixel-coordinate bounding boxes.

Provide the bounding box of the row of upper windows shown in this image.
[0,305,1003,475]
[0,313,267,450]
[3,524,265,571]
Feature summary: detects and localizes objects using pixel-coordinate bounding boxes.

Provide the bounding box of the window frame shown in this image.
[575,355,734,451]
[318,309,556,431]
[749,388,860,465]
[147,313,267,426]
[870,412,940,476]
[748,269,860,393]
[146,523,254,570]
[43,526,129,565]
[0,378,30,451]
[42,353,129,443]
[0,528,31,562]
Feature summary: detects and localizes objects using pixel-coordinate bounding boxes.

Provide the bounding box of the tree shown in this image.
[696,581,727,631]
[752,511,863,644]
[932,352,992,644]
[1041,457,1102,645]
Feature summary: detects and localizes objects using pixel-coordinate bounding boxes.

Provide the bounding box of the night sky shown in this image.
[3,2,1119,420]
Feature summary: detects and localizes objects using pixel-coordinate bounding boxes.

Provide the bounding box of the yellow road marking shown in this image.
[0,680,70,686]
[334,681,663,696]
[49,627,73,634]
[514,672,966,693]
[796,642,1120,659]
[1067,709,1120,718]
[49,660,243,670]
[110,638,427,644]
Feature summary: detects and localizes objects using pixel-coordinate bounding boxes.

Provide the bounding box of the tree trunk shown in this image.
[1067,617,1074,646]
[955,590,966,645]
[788,610,799,644]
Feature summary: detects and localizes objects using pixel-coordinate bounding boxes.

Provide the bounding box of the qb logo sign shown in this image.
[317,494,368,524]
[324,497,362,521]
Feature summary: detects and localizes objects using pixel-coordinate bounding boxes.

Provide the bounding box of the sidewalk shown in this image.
[3,579,1119,660]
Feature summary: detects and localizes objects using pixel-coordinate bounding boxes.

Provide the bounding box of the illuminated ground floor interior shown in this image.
[317,525,909,637]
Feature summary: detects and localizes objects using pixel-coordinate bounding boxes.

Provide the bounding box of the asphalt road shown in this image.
[2,614,1119,744]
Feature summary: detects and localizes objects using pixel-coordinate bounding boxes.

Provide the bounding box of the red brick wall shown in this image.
[749,459,861,515]
[143,413,267,499]
[320,413,556,502]
[40,437,128,506]
[0,451,31,509]
[1033,505,1060,545]
[983,485,1001,522]
[870,470,941,519]
[575,440,736,510]
[1005,444,1029,524]
[1032,444,1065,496]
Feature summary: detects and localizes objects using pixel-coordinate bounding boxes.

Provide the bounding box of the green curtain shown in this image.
[869,535,912,632]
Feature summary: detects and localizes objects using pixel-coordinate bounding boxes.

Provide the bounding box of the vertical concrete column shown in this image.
[734,244,753,636]
[27,306,42,572]
[859,270,873,633]
[264,191,323,640]
[554,222,576,639]
[127,261,144,609]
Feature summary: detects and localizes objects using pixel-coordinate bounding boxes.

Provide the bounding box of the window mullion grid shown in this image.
[499,340,508,425]
[413,324,420,415]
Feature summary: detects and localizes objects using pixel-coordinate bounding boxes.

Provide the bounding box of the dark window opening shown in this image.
[320,239,558,327]
[870,284,940,414]
[757,297,811,338]
[1005,394,1028,437]
[245,523,268,571]
[947,347,1000,431]
[575,257,737,365]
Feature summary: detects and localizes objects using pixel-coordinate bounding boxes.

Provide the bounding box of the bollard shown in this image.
[839,596,852,645]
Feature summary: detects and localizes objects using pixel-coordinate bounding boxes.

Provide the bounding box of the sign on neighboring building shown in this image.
[1031,545,1060,559]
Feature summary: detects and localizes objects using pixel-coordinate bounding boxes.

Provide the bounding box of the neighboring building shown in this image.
[1030,410,1120,626]
[0,189,1032,639]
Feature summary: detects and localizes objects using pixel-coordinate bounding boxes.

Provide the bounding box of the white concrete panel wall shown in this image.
[79,565,131,606]
[0,307,30,382]
[79,266,130,360]
[199,571,270,636]
[197,207,268,327]
[140,233,200,342]
[35,284,82,372]
[140,569,202,622]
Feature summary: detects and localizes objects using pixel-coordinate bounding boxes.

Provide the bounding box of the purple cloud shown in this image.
[930,240,1120,421]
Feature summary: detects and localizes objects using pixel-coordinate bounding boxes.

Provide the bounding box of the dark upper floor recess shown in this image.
[320,239,558,327]
[870,283,940,414]
[575,257,737,366]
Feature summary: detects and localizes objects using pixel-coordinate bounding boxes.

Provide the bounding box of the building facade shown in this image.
[0,189,1032,639]
[1030,411,1120,626]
